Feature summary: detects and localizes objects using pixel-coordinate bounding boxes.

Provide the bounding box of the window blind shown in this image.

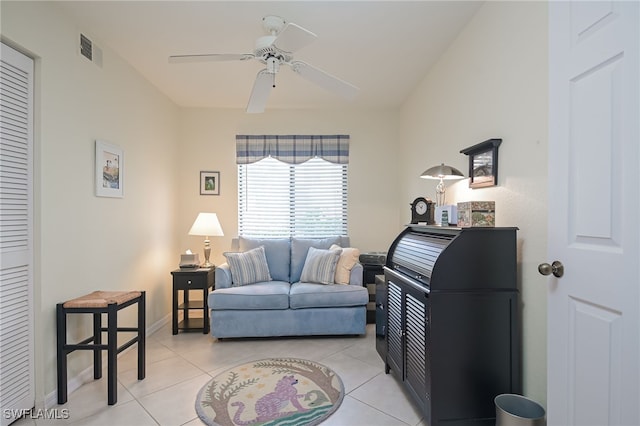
[238,157,348,238]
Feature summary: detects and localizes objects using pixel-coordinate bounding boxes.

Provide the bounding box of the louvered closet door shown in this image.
[0,42,35,426]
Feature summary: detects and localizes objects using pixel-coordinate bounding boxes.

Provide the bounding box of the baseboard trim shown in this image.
[44,312,171,409]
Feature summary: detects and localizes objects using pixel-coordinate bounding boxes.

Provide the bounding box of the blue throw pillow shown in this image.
[300,247,342,285]
[290,236,342,283]
[239,237,290,282]
[224,246,272,286]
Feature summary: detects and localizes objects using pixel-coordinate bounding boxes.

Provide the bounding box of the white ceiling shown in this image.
[56,1,483,111]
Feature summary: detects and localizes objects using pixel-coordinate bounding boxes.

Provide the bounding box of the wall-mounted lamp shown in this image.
[188,213,224,267]
[420,163,464,206]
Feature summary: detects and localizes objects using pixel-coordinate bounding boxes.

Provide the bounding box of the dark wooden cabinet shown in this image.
[385,273,430,411]
[384,225,520,426]
[171,268,214,334]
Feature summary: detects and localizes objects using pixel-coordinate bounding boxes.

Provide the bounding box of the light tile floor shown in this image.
[16,324,426,426]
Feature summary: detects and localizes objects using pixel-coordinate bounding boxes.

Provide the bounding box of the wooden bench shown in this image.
[56,290,145,405]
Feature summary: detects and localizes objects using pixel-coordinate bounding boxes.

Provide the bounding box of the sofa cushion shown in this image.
[224,246,272,286]
[290,236,342,283]
[330,244,361,285]
[300,247,341,285]
[289,282,369,309]
[239,237,290,282]
[209,281,291,310]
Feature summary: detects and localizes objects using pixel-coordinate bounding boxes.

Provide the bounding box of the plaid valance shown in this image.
[236,135,350,165]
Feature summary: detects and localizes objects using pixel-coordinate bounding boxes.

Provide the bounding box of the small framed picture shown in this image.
[460,138,502,188]
[200,171,220,195]
[95,140,123,198]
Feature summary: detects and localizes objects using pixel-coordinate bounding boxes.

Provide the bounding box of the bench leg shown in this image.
[107,303,117,405]
[93,312,102,379]
[56,304,68,404]
[138,291,146,380]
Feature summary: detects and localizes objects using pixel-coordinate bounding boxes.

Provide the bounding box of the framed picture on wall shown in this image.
[200,171,220,195]
[95,140,124,198]
[460,138,502,188]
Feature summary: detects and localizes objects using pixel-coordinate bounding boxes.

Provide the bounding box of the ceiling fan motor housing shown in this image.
[254,35,291,66]
[254,35,276,56]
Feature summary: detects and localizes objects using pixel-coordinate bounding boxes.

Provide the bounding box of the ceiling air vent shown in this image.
[79,33,103,68]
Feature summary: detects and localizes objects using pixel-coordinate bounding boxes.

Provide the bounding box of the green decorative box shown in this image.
[457,201,495,227]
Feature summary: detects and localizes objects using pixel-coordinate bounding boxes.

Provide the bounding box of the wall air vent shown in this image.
[80,33,92,61]
[79,33,103,68]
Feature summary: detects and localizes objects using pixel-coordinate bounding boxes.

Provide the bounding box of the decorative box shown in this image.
[457,201,495,227]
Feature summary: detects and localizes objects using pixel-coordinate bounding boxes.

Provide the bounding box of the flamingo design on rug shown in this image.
[231,375,308,425]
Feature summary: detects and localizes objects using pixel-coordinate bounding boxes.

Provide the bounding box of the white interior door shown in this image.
[0,42,35,425]
[547,2,639,425]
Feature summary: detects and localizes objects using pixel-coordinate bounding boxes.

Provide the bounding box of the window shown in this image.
[238,157,348,238]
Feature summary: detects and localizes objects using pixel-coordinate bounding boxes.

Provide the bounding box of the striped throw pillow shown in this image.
[300,247,342,285]
[224,246,272,286]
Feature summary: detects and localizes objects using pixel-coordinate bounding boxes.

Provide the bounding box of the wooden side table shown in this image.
[362,263,384,323]
[171,267,214,334]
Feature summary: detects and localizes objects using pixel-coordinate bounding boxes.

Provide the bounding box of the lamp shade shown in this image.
[188,213,224,237]
[420,163,465,180]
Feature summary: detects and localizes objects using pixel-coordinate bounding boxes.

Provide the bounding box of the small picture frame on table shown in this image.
[460,138,502,188]
[200,171,220,195]
[95,140,123,198]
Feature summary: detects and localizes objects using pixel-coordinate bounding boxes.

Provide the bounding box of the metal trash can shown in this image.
[495,394,546,426]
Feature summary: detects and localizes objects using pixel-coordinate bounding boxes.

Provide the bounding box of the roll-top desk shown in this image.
[382,225,521,426]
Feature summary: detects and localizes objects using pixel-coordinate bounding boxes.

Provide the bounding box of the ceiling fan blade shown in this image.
[246,70,274,113]
[290,61,359,100]
[168,53,254,64]
[273,23,317,54]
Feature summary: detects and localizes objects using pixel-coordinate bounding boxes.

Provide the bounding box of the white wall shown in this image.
[398,2,549,406]
[176,108,401,264]
[1,1,180,404]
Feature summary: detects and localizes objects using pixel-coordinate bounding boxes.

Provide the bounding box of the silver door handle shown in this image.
[538,261,564,278]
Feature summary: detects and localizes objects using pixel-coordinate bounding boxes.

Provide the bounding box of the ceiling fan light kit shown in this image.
[169,15,359,113]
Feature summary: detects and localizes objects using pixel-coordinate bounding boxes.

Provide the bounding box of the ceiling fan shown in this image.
[169,15,359,113]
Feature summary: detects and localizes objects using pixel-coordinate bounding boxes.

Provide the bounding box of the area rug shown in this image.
[196,358,344,426]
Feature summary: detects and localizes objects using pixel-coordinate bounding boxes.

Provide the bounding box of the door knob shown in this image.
[538,261,564,278]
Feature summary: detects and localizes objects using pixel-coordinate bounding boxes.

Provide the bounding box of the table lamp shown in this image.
[420,163,464,206]
[188,213,224,267]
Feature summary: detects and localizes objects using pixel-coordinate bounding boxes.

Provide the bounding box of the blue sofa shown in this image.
[208,236,368,338]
